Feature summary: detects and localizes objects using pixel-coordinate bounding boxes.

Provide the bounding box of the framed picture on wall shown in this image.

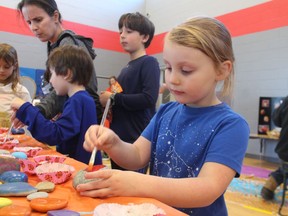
[258,97,284,134]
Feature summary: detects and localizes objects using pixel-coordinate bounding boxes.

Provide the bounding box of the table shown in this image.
[249,133,278,153]
[3,135,188,216]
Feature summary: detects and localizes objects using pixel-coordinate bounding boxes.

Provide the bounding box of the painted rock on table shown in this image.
[0,204,31,216]
[0,171,28,183]
[35,181,55,193]
[0,182,37,196]
[47,210,80,216]
[30,198,68,213]
[0,154,15,159]
[0,157,20,175]
[27,191,49,201]
[0,197,12,208]
[11,152,27,159]
[0,150,10,154]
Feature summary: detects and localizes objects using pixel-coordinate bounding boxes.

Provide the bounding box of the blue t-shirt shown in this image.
[142,102,249,215]
[16,91,102,165]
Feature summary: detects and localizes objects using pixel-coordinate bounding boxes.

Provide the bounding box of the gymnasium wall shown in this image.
[1,0,288,159]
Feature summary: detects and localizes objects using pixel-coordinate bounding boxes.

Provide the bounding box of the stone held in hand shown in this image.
[73,165,106,189]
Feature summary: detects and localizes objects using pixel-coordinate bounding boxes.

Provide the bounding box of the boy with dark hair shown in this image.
[100,12,160,172]
[11,45,102,165]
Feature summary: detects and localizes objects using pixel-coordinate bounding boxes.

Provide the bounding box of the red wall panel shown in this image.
[1,0,287,55]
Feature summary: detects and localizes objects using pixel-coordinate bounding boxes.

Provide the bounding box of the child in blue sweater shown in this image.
[11,45,102,165]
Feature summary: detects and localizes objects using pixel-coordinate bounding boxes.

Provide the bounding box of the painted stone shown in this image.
[11,152,27,159]
[0,204,31,216]
[0,182,37,196]
[30,198,68,213]
[0,171,28,183]
[35,181,55,193]
[0,197,12,208]
[0,150,10,154]
[0,154,15,158]
[27,191,49,201]
[47,210,80,216]
[73,165,106,189]
[0,157,20,175]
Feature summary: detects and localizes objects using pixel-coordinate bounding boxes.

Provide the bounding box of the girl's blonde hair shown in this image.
[166,16,235,97]
[0,43,20,91]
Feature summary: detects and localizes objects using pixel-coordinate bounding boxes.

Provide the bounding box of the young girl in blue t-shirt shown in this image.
[77,17,249,216]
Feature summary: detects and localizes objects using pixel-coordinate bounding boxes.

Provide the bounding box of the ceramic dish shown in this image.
[33,155,66,164]
[93,203,166,216]
[0,128,9,134]
[19,159,38,175]
[13,147,43,157]
[0,136,14,143]
[34,163,75,184]
[0,139,19,150]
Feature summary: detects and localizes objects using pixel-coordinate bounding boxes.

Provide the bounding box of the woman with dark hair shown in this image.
[17,0,103,123]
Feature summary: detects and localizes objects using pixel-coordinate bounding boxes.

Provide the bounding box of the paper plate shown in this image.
[19,159,38,175]
[33,155,66,164]
[35,163,75,184]
[0,139,19,150]
[13,147,43,157]
[93,203,166,216]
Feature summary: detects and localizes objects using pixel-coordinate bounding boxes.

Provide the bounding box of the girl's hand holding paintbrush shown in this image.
[84,125,122,160]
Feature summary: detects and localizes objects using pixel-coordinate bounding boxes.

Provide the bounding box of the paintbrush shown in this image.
[1,123,14,144]
[87,98,111,172]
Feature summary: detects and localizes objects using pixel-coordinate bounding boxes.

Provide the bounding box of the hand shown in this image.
[11,116,25,129]
[100,91,112,107]
[10,111,25,129]
[76,169,142,198]
[83,125,120,153]
[11,97,25,110]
